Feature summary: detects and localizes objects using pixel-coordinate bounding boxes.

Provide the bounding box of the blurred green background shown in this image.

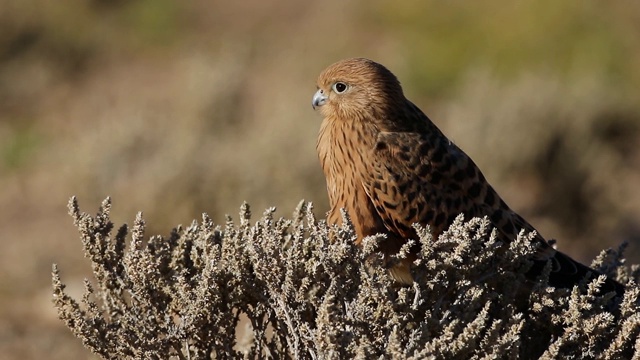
[1,0,639,357]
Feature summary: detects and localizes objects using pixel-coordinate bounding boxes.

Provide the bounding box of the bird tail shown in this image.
[542,251,625,297]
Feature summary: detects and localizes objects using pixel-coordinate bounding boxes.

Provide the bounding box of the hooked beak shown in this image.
[312,89,327,110]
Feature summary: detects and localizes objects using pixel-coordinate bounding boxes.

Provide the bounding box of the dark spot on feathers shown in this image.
[431,172,442,184]
[424,210,434,222]
[449,183,461,192]
[405,207,417,221]
[383,201,397,210]
[438,160,452,173]
[502,221,516,235]
[431,148,444,162]
[468,183,481,198]
[417,164,431,177]
[490,211,503,225]
[466,163,476,177]
[453,170,465,182]
[418,141,431,156]
[485,191,495,206]
[375,141,387,151]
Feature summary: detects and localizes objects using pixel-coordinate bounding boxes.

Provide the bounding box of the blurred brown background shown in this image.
[1,0,639,358]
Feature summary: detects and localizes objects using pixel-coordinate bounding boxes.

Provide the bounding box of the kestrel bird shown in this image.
[312,57,624,295]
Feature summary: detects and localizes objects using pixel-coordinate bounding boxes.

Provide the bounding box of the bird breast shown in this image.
[316,116,381,240]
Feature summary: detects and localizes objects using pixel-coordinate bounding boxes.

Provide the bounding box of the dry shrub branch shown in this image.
[53,197,640,359]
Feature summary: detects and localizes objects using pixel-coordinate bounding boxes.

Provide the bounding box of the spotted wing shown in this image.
[362,125,564,272]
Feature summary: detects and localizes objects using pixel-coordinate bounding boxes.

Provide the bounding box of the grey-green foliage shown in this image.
[52,197,640,359]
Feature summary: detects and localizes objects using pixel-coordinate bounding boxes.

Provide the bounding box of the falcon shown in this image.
[312,57,623,295]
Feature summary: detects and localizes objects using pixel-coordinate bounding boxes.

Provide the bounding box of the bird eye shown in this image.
[332,82,348,93]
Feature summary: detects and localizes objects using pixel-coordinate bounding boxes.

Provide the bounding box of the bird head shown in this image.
[312,58,405,124]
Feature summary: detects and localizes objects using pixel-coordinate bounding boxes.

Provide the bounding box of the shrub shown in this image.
[53,197,640,359]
